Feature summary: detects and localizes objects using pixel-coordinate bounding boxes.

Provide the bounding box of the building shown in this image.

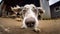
[50,1,60,18]
[0,0,51,19]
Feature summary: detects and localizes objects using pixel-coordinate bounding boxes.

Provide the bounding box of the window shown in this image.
[54,6,60,12]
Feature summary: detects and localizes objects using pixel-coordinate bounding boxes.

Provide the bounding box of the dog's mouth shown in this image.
[25,21,35,28]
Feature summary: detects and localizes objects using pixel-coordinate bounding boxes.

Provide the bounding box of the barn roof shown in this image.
[50,1,60,7]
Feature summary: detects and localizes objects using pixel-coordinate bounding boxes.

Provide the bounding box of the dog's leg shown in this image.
[34,19,41,32]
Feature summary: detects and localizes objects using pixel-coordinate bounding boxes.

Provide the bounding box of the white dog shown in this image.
[21,4,41,32]
[11,4,45,32]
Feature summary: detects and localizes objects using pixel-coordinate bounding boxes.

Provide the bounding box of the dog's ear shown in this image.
[38,8,45,14]
[11,5,22,12]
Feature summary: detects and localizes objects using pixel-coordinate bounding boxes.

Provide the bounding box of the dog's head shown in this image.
[21,4,45,27]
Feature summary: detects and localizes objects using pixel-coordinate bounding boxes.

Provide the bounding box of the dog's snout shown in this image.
[25,18,36,27]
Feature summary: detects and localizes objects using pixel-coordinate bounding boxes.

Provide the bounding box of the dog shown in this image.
[11,4,45,32]
[21,4,45,32]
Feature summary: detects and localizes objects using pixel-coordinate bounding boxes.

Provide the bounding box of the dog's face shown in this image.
[20,4,45,27]
[21,4,39,27]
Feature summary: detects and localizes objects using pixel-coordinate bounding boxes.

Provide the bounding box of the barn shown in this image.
[0,0,51,19]
[50,1,60,18]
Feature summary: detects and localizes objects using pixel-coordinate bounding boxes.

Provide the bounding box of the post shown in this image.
[39,0,51,19]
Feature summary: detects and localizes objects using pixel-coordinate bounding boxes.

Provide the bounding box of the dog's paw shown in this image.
[33,28,41,32]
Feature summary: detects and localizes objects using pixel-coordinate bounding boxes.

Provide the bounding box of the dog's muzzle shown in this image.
[25,18,36,27]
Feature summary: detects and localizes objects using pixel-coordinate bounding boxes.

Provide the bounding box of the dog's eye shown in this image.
[32,8,38,14]
[23,9,27,14]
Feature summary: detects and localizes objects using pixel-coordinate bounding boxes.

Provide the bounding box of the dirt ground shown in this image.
[0,17,60,34]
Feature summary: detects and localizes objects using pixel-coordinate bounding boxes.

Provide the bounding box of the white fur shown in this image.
[21,4,40,32]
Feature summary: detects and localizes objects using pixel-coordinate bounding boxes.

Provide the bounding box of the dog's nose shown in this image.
[25,18,36,27]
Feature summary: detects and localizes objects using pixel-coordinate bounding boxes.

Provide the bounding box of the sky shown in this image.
[0,0,60,5]
[0,0,2,2]
[49,0,59,5]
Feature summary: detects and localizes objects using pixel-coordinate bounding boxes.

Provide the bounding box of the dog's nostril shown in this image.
[25,21,35,27]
